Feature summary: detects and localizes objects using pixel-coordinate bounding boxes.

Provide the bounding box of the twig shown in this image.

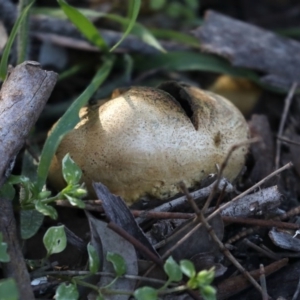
[277,135,300,146]
[222,216,300,230]
[219,185,281,218]
[34,270,170,286]
[202,138,260,213]
[108,222,163,268]
[136,178,233,224]
[259,264,268,300]
[181,183,263,294]
[0,197,34,299]
[216,258,288,300]
[56,199,196,219]
[226,203,300,244]
[275,82,298,169]
[243,239,279,260]
[0,61,57,185]
[0,61,57,298]
[292,276,300,300]
[217,162,292,215]
[108,222,201,300]
[160,162,292,260]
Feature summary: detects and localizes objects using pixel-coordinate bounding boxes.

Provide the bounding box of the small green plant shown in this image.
[46,246,216,300]
[134,257,216,300]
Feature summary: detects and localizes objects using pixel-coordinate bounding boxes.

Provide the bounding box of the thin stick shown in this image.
[277,135,300,146]
[182,183,263,294]
[259,264,268,300]
[33,270,170,286]
[161,162,292,259]
[275,82,298,169]
[107,222,164,268]
[243,239,279,260]
[222,216,300,230]
[292,276,300,300]
[202,138,260,213]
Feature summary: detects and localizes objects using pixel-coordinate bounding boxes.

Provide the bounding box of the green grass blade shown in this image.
[110,0,141,52]
[36,58,114,191]
[0,0,34,80]
[150,28,199,48]
[32,7,165,53]
[135,51,259,81]
[57,0,108,51]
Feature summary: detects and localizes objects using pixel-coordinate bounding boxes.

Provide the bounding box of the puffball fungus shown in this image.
[48,81,249,204]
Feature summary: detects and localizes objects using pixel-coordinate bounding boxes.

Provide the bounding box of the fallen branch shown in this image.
[0,61,57,298]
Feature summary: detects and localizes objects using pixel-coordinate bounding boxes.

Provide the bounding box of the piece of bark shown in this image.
[248,114,275,186]
[192,10,300,89]
[0,197,34,300]
[92,182,159,257]
[0,61,57,186]
[220,185,281,218]
[0,61,57,299]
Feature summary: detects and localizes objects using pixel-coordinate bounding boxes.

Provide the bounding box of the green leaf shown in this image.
[0,0,34,80]
[57,0,108,51]
[87,243,100,274]
[55,283,79,300]
[43,225,67,256]
[36,58,114,192]
[32,8,165,53]
[164,256,182,282]
[67,186,87,198]
[134,286,158,300]
[38,190,52,200]
[110,0,141,52]
[150,28,199,47]
[196,268,215,286]
[106,252,126,276]
[65,194,85,209]
[20,209,44,239]
[180,259,196,278]
[0,279,19,300]
[62,154,82,185]
[134,51,259,81]
[35,201,58,219]
[200,285,216,300]
[0,233,10,263]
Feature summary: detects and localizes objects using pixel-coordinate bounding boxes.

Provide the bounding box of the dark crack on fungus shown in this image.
[158,81,198,130]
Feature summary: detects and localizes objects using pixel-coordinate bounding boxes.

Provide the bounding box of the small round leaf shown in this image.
[180,259,196,278]
[197,268,215,286]
[87,243,100,274]
[65,194,85,208]
[43,225,67,256]
[62,153,82,185]
[134,286,158,300]
[35,201,58,219]
[200,285,216,300]
[106,252,126,276]
[55,283,79,300]
[164,256,182,282]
